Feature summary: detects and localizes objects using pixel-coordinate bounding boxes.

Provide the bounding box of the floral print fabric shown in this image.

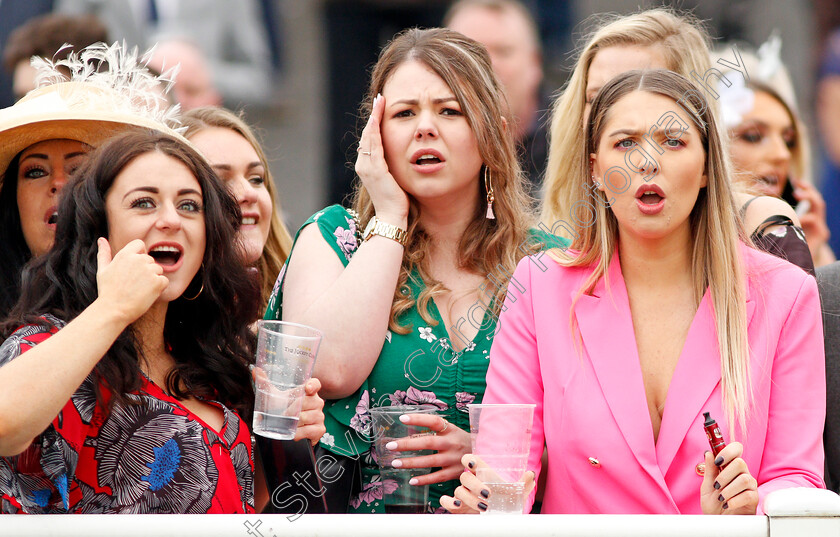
[0,316,255,514]
[264,205,567,513]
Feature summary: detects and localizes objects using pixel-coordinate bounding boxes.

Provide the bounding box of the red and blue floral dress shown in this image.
[0,316,255,514]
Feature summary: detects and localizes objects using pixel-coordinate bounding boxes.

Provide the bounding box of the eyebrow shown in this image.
[212,162,264,172]
[122,186,202,200]
[391,96,458,105]
[20,151,87,164]
[607,128,693,138]
[607,128,644,137]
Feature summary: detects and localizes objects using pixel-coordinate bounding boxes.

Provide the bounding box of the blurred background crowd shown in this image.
[0,0,838,240]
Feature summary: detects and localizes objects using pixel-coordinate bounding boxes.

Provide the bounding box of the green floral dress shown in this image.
[264,205,567,513]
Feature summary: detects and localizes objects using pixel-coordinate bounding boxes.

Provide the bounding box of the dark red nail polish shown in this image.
[722,502,729,510]
[718,494,725,502]
[468,461,475,469]
[714,455,724,467]
[480,489,490,499]
[478,502,488,511]
[714,481,721,490]
[454,499,462,507]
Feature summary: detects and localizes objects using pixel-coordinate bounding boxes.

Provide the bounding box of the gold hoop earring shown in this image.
[484,166,495,220]
[183,266,204,301]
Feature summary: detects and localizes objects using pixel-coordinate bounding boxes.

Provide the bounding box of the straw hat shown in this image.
[0,41,188,182]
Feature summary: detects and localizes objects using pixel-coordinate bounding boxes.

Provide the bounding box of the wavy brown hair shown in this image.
[181,106,293,312]
[351,27,537,333]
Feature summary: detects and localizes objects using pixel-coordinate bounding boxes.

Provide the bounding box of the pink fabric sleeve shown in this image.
[755,272,826,514]
[482,257,546,513]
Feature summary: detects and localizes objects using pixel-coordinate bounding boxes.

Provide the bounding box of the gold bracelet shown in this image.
[363,216,408,246]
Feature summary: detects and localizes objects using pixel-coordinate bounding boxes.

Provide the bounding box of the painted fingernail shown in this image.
[718,494,725,502]
[385,441,398,450]
[714,456,724,466]
[478,502,488,511]
[714,481,721,490]
[391,459,403,468]
[480,489,490,499]
[399,415,410,423]
[454,499,462,507]
[468,460,475,469]
[722,502,729,510]
[409,478,418,485]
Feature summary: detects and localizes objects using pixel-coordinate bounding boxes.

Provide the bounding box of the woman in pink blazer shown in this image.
[441,69,825,515]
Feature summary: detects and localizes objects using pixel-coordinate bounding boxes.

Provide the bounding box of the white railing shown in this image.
[2,488,838,537]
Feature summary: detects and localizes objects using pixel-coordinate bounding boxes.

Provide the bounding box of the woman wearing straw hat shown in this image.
[0,42,183,317]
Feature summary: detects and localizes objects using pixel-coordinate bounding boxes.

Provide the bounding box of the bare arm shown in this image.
[282,94,409,399]
[737,193,801,234]
[0,239,168,456]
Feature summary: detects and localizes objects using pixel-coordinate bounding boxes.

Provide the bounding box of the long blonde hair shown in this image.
[562,70,751,433]
[542,8,713,233]
[181,106,293,311]
[351,28,537,333]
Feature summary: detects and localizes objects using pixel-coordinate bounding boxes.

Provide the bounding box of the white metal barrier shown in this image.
[1,488,838,537]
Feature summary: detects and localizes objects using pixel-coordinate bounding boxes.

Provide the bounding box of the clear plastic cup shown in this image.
[369,404,438,513]
[252,320,322,440]
[468,403,535,514]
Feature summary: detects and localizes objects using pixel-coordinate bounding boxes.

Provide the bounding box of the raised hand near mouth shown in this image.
[96,237,169,324]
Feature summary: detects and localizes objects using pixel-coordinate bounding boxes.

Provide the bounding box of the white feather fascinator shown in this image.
[0,41,189,178]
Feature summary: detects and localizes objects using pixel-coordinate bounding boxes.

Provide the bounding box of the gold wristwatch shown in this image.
[363,216,408,245]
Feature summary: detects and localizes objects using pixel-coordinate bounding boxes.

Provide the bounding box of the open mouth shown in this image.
[242,216,258,226]
[148,245,183,266]
[638,191,664,205]
[415,154,442,165]
[634,184,666,215]
[47,212,58,225]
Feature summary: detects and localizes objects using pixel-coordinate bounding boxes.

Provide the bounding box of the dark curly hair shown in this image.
[2,130,261,417]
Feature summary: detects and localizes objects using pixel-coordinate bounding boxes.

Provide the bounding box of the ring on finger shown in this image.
[361,151,372,156]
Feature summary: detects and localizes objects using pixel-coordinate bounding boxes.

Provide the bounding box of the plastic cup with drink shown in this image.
[468,403,535,514]
[252,320,322,440]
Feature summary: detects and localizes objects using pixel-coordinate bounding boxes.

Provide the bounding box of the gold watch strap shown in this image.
[365,217,408,245]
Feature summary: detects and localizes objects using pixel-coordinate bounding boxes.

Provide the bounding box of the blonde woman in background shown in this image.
[540,8,815,273]
[715,38,834,267]
[181,107,293,311]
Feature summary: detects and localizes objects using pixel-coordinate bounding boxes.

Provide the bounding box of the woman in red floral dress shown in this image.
[0,130,316,513]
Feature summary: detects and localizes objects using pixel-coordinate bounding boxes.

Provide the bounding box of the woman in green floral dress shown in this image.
[265,28,567,513]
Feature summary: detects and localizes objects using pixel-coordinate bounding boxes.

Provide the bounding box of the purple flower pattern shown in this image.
[334,216,359,260]
[388,386,449,411]
[349,390,371,436]
[455,392,476,412]
[349,475,399,508]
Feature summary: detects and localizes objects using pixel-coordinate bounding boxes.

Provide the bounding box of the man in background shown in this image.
[445,0,547,192]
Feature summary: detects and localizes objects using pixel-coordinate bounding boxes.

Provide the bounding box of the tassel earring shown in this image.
[484,167,496,220]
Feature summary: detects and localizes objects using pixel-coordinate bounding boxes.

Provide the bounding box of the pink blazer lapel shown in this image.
[656,279,757,476]
[573,255,669,493]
